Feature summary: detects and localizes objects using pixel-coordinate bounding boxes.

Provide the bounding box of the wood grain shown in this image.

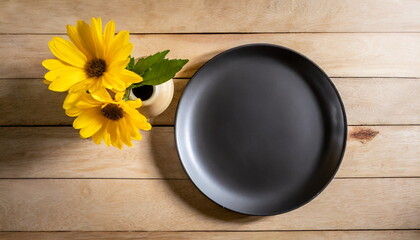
[333,78,420,125]
[1,78,419,126]
[1,0,420,33]
[0,231,419,240]
[0,126,418,178]
[0,178,418,231]
[2,34,420,79]
[0,0,419,236]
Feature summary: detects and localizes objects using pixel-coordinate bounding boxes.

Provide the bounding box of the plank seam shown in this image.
[0,177,418,180]
[1,124,419,127]
[1,77,420,81]
[0,229,419,232]
[1,77,420,80]
[3,32,420,35]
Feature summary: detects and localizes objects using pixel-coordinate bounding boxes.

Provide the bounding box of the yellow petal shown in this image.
[44,66,83,81]
[106,30,130,60]
[90,87,112,102]
[73,108,101,129]
[114,125,124,149]
[44,71,58,82]
[102,72,126,92]
[86,76,106,93]
[123,98,142,109]
[124,103,147,120]
[48,37,87,68]
[140,122,152,131]
[101,72,115,89]
[107,121,121,148]
[107,58,130,71]
[69,79,91,93]
[114,91,125,102]
[118,121,133,147]
[80,117,102,138]
[127,110,151,130]
[102,121,112,146]
[119,69,142,86]
[63,92,84,110]
[107,43,132,64]
[103,20,115,49]
[128,99,142,109]
[91,17,103,38]
[124,117,141,140]
[92,124,106,144]
[112,76,127,92]
[76,20,97,58]
[66,25,92,59]
[42,59,69,70]
[74,94,103,109]
[48,69,87,92]
[90,17,105,58]
[65,108,83,117]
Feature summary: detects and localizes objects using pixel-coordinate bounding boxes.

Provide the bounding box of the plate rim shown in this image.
[174,43,348,216]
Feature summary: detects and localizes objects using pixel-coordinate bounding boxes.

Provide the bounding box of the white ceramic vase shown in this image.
[128,79,174,119]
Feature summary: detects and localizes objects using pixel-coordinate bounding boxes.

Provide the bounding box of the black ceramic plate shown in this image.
[175,44,347,215]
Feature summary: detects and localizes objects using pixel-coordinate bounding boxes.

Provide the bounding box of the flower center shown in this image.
[86,58,106,77]
[101,104,124,121]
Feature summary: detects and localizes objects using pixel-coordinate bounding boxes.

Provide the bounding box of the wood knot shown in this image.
[349,128,379,143]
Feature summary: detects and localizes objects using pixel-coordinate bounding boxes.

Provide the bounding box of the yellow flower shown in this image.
[64,89,151,149]
[42,17,141,93]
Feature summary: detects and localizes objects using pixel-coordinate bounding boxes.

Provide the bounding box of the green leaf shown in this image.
[133,50,170,75]
[126,56,135,71]
[134,59,188,87]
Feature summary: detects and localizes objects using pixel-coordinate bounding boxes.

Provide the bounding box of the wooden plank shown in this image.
[1,0,420,33]
[1,78,419,126]
[0,178,418,231]
[340,126,420,177]
[2,34,420,79]
[0,231,419,240]
[333,78,420,125]
[0,126,418,179]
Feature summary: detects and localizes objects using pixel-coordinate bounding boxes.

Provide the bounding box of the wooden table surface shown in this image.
[0,0,419,239]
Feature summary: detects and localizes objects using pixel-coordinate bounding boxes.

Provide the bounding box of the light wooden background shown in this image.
[0,0,419,239]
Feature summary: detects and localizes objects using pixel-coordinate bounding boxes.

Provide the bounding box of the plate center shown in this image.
[191,56,324,197]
